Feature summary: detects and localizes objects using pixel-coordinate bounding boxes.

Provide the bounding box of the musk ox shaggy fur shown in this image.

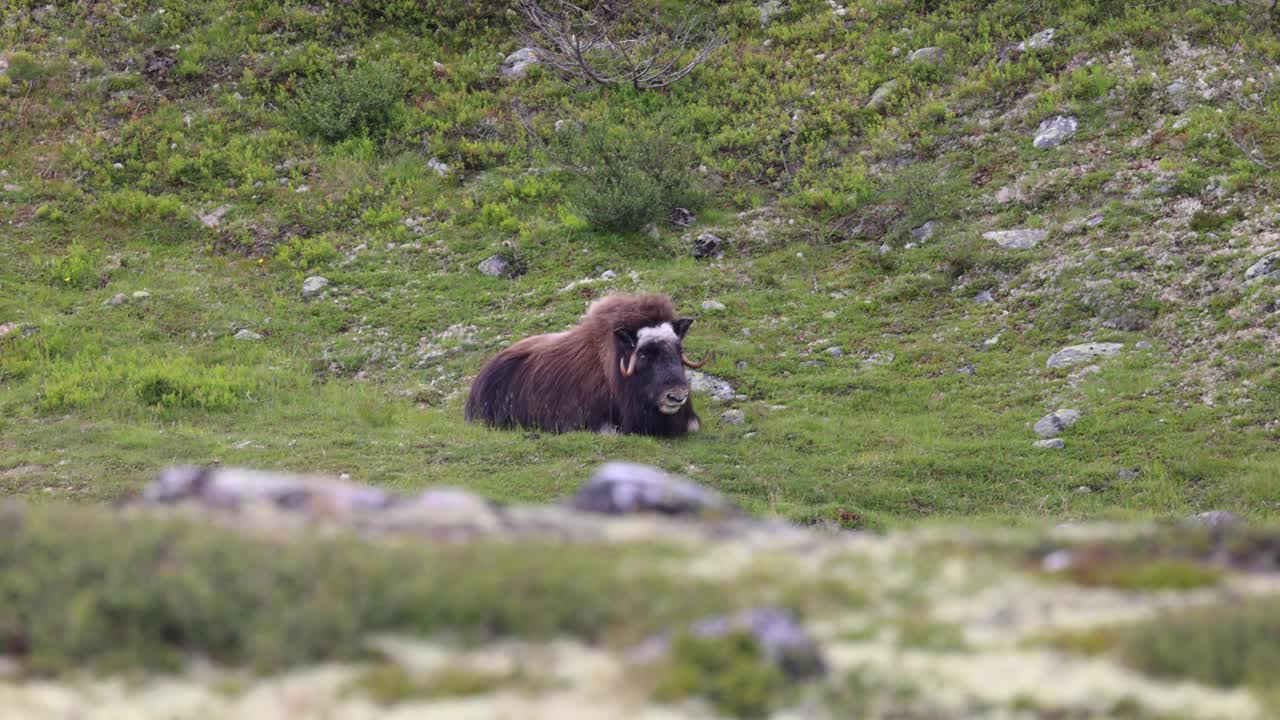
[465,294,706,437]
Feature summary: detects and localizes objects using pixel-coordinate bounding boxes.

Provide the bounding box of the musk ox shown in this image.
[465,294,707,437]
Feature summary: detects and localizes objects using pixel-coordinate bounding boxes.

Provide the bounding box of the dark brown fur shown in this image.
[465,294,700,436]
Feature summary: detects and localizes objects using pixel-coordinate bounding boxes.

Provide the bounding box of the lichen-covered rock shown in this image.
[691,232,724,259]
[1033,115,1078,149]
[1034,408,1082,438]
[500,48,540,79]
[984,228,1047,249]
[1046,342,1124,368]
[1245,252,1279,283]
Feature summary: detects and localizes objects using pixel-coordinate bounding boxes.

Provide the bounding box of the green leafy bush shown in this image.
[275,236,339,270]
[653,632,786,719]
[44,242,97,289]
[287,62,405,144]
[555,113,702,233]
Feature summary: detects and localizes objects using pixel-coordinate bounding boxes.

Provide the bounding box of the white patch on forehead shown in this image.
[636,322,678,347]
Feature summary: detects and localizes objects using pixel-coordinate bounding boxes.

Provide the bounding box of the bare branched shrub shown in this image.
[516,0,725,90]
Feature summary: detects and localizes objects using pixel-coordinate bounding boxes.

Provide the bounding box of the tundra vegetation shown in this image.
[1,0,1280,713]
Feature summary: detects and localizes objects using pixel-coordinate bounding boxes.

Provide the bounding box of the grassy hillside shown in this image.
[2,0,1279,528]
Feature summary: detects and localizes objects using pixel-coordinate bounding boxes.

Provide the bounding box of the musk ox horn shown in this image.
[620,352,637,377]
[682,353,709,369]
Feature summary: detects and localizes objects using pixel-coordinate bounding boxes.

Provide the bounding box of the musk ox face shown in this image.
[616,318,697,415]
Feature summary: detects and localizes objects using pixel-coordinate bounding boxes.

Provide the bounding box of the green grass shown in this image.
[1,0,1279,529]
[0,504,742,675]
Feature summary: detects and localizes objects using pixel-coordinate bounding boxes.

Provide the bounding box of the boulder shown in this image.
[1033,115,1078,149]
[571,462,738,517]
[1046,342,1123,369]
[984,229,1047,249]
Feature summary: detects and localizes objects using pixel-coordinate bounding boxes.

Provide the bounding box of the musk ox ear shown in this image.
[674,318,694,339]
[614,327,638,353]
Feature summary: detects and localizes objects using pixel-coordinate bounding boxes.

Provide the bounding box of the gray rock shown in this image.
[878,243,892,255]
[571,462,737,517]
[861,351,894,368]
[865,79,899,112]
[984,228,1047,249]
[1018,27,1056,52]
[427,157,450,177]
[1033,115,1078,149]
[720,409,746,425]
[956,364,976,376]
[634,607,825,680]
[131,290,151,299]
[669,208,696,229]
[1117,468,1141,480]
[301,276,330,298]
[911,220,937,241]
[974,290,994,304]
[478,255,512,278]
[1172,116,1192,131]
[103,293,129,307]
[198,204,231,229]
[233,329,262,341]
[1034,409,1082,438]
[1165,81,1193,111]
[908,46,946,65]
[800,360,825,368]
[701,300,726,311]
[826,346,843,358]
[689,370,735,401]
[1074,485,1092,494]
[758,0,784,27]
[1135,341,1154,350]
[1085,214,1105,228]
[1034,438,1065,449]
[1245,252,1280,283]
[144,465,395,512]
[1185,510,1244,531]
[1046,342,1123,368]
[600,270,617,280]
[500,48,540,79]
[691,232,724,259]
[3,183,22,193]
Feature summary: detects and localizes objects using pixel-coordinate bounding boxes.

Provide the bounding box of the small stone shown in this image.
[878,243,891,255]
[701,300,726,311]
[1135,341,1154,350]
[689,370,735,402]
[572,462,737,517]
[198,205,231,228]
[974,290,994,304]
[1172,117,1192,131]
[2,183,20,193]
[600,270,617,280]
[1046,342,1123,368]
[865,79,899,112]
[984,228,1047,249]
[1018,27,1056,52]
[103,293,129,307]
[691,232,724,259]
[1085,214,1105,227]
[1073,485,1092,494]
[294,185,309,194]
[478,255,512,278]
[427,157,450,177]
[1184,510,1243,531]
[669,208,696,229]
[800,360,825,367]
[910,220,937,241]
[301,276,330,298]
[984,334,1001,347]
[1165,81,1193,111]
[233,329,262,341]
[1244,252,1280,283]
[956,364,976,376]
[1117,468,1141,480]
[132,290,151,299]
[826,346,843,358]
[1034,438,1065,449]
[112,162,124,170]
[500,48,540,79]
[1034,408,1081,438]
[1033,115,1078,149]
[720,409,746,425]
[908,46,946,65]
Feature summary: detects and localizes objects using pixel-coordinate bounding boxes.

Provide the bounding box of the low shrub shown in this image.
[554,113,703,233]
[287,62,405,144]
